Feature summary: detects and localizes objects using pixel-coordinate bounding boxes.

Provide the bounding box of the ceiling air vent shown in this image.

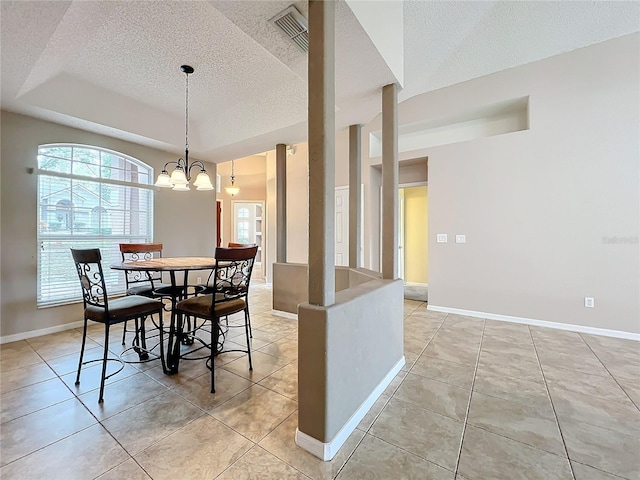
[270,5,309,53]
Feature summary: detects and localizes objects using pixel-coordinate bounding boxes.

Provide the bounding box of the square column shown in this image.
[381,83,399,280]
[349,124,362,268]
[276,143,287,263]
[308,0,335,306]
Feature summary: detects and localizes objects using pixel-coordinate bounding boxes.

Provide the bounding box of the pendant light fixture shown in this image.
[155,65,214,191]
[224,159,240,196]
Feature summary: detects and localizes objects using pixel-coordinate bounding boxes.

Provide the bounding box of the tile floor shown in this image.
[1,281,639,479]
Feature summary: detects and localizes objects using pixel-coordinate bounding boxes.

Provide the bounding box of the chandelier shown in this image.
[155,65,214,191]
[225,159,240,196]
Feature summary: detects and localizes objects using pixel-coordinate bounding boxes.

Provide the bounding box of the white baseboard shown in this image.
[1,320,84,345]
[271,309,298,320]
[427,305,640,341]
[295,355,406,461]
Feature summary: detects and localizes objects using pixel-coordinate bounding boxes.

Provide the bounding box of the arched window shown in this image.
[37,144,154,306]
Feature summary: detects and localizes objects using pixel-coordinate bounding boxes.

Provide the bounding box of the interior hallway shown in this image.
[1,281,638,479]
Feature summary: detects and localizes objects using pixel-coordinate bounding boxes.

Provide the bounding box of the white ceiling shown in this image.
[1,1,638,163]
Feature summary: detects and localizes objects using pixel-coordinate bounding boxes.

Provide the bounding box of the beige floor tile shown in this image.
[259,412,365,480]
[476,349,544,384]
[0,424,129,480]
[571,461,627,480]
[542,363,629,402]
[473,369,552,410]
[457,425,573,480]
[370,398,464,471]
[210,384,297,442]
[44,346,105,376]
[222,350,291,383]
[257,338,298,362]
[560,418,640,479]
[620,381,640,408]
[0,397,96,466]
[0,341,44,372]
[102,390,204,455]
[393,373,470,421]
[27,329,99,361]
[63,361,140,395]
[217,445,309,479]
[536,347,610,377]
[171,368,253,411]
[0,362,56,394]
[78,372,169,420]
[1,377,74,424]
[530,327,586,350]
[422,341,479,367]
[605,363,640,386]
[134,415,252,480]
[95,459,152,480]
[410,354,476,389]
[467,391,564,455]
[549,386,640,437]
[258,361,298,401]
[480,336,538,358]
[336,434,454,480]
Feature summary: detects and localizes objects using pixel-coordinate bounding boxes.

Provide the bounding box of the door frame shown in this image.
[231,200,266,277]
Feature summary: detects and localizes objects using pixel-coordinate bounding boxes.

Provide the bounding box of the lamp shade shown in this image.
[155,172,173,188]
[193,171,214,190]
[172,183,190,191]
[225,185,240,196]
[170,168,188,185]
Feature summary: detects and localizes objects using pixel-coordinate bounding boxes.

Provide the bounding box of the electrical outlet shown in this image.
[456,235,466,244]
[437,234,448,243]
[197,276,202,284]
[584,297,595,308]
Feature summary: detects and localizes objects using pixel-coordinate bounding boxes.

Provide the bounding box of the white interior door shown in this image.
[232,201,264,277]
[335,187,349,266]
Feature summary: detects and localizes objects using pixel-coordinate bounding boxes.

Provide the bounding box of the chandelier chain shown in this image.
[185,71,189,152]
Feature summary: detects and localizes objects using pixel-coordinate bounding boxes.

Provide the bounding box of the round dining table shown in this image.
[111,257,216,374]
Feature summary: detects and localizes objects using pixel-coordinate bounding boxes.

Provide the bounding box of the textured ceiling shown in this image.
[1,0,638,163]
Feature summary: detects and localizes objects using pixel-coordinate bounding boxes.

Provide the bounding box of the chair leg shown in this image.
[246,302,253,338]
[121,320,128,345]
[138,316,149,360]
[211,319,220,393]
[244,309,253,371]
[98,323,111,403]
[75,318,89,385]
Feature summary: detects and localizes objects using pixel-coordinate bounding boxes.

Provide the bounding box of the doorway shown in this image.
[231,200,265,277]
[400,185,428,301]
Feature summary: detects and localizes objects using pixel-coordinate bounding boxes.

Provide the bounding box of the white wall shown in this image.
[1,111,217,339]
[360,34,639,335]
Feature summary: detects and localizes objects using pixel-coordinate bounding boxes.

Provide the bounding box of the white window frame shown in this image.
[37,144,155,308]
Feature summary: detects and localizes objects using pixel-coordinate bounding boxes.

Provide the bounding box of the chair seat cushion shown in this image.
[85,295,163,323]
[176,294,245,318]
[152,283,185,296]
[126,284,154,296]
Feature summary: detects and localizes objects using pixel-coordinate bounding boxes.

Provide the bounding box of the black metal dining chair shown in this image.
[71,248,164,402]
[118,243,184,345]
[175,245,258,393]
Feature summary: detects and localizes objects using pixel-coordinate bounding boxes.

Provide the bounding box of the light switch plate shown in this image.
[437,234,448,243]
[456,235,466,244]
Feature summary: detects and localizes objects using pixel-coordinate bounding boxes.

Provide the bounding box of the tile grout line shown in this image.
[528,327,576,480]
[577,332,640,413]
[453,318,486,476]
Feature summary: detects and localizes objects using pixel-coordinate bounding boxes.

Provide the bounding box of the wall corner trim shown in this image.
[295,355,405,461]
[427,305,640,341]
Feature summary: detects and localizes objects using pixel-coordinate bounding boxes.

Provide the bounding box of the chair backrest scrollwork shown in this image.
[213,246,258,302]
[71,248,109,310]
